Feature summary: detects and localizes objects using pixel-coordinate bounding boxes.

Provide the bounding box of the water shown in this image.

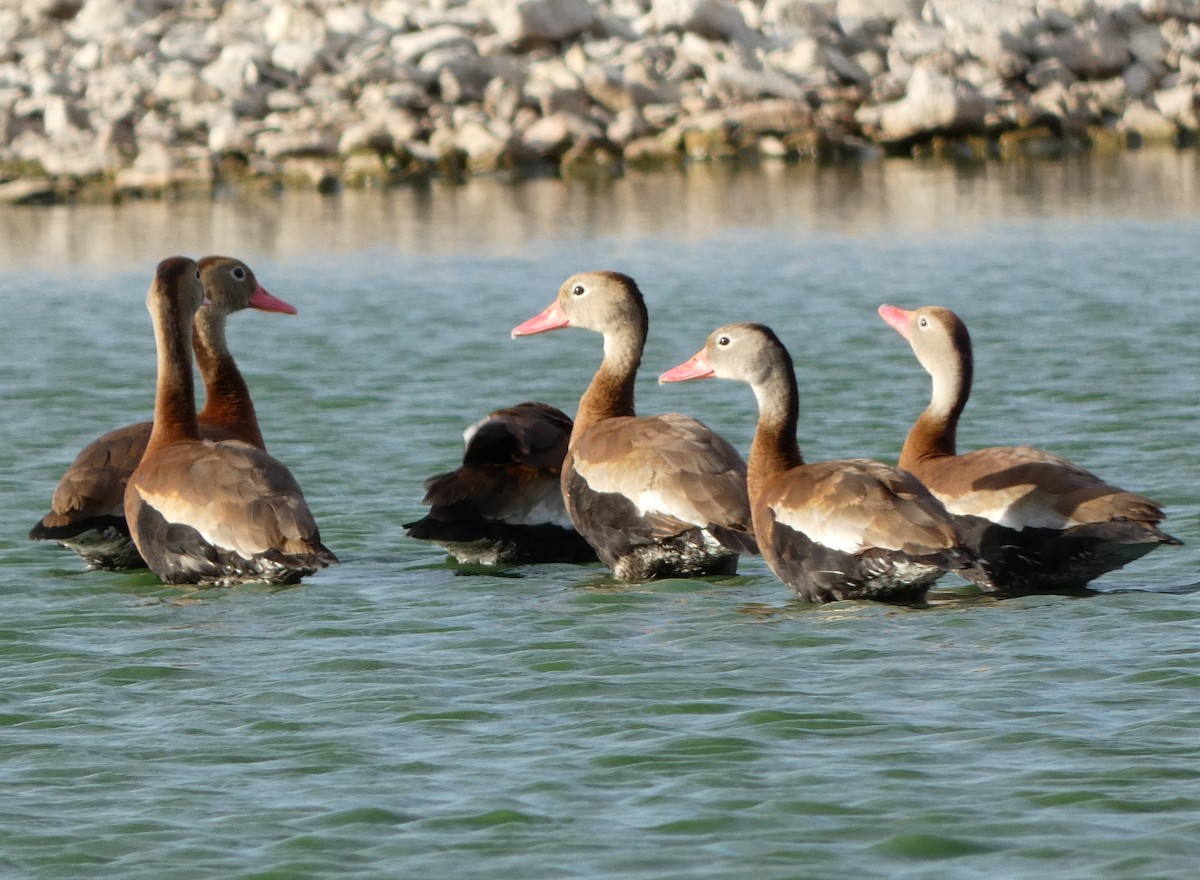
[2,152,1199,879]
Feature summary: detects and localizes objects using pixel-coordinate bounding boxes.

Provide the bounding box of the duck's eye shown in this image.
[717,335,731,347]
[194,268,201,280]
[918,317,928,328]
[571,284,586,296]
[232,266,245,280]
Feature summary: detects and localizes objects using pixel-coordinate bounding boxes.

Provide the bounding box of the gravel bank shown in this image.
[1,0,1198,203]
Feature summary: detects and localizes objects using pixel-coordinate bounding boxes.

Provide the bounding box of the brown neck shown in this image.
[747,360,803,506]
[193,312,264,449]
[570,322,642,444]
[898,344,972,470]
[146,295,200,455]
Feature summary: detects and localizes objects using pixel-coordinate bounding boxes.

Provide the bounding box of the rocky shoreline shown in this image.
[1,0,1198,204]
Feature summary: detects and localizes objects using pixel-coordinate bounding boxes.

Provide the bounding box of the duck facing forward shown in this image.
[124,256,337,586]
[512,271,755,581]
[404,401,597,566]
[28,255,297,570]
[878,303,1179,593]
[661,322,972,603]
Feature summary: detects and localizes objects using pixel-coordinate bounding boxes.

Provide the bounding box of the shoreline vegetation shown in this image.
[1,0,1198,205]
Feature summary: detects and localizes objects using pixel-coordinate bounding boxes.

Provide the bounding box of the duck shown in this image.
[878,303,1180,593]
[511,271,755,581]
[660,322,972,603]
[404,401,598,565]
[28,256,296,571]
[123,256,337,585]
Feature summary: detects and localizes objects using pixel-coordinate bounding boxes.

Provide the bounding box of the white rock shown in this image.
[924,0,1044,38]
[761,0,836,35]
[1154,81,1199,127]
[263,3,326,47]
[1039,0,1099,19]
[1026,56,1078,88]
[158,19,218,65]
[488,0,598,44]
[1028,78,1076,117]
[518,112,574,155]
[607,105,651,141]
[958,28,1033,78]
[207,112,255,153]
[153,60,212,104]
[134,109,177,145]
[706,62,810,99]
[65,0,148,43]
[255,128,340,160]
[71,42,102,72]
[856,64,989,140]
[594,12,640,40]
[371,0,414,30]
[653,0,758,43]
[766,36,829,80]
[272,41,325,79]
[890,20,950,62]
[413,4,488,32]
[338,120,394,154]
[0,177,61,204]
[201,43,265,96]
[837,0,920,35]
[42,94,89,142]
[1121,99,1176,140]
[454,118,509,164]
[1073,75,1128,115]
[326,6,381,39]
[389,25,476,65]
[1035,22,1132,78]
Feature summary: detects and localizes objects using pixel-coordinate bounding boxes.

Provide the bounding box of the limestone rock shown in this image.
[652,0,758,44]
[1035,23,1133,79]
[1121,100,1177,142]
[488,0,598,44]
[856,65,989,141]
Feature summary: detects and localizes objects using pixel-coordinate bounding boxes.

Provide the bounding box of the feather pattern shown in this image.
[878,303,1179,593]
[123,256,335,586]
[660,322,970,603]
[513,271,755,580]
[405,402,596,565]
[29,256,296,570]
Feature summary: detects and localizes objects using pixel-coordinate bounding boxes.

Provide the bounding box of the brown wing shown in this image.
[39,420,246,528]
[570,413,751,531]
[420,463,571,528]
[912,446,1167,529]
[461,402,573,472]
[41,422,153,526]
[765,459,960,555]
[127,440,327,559]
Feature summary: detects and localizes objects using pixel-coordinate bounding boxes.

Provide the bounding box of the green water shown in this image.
[2,154,1199,878]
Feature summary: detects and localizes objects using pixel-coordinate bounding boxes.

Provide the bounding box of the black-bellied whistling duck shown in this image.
[123,256,336,585]
[878,303,1180,593]
[404,401,598,565]
[29,256,296,571]
[512,271,755,581]
[660,322,971,603]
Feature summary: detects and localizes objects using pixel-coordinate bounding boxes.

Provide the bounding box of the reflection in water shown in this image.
[1,150,1198,269]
